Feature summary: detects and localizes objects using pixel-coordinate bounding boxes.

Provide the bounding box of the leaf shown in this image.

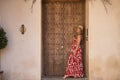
[0,27,8,49]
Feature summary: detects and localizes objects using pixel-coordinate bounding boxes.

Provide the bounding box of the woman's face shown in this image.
[76,28,81,33]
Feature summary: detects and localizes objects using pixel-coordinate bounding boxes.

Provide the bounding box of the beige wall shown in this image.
[0,0,120,80]
[89,0,120,80]
[0,0,41,80]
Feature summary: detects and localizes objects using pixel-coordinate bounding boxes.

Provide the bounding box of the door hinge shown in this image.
[86,28,88,41]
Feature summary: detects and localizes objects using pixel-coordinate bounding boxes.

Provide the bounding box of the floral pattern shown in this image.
[64,37,84,78]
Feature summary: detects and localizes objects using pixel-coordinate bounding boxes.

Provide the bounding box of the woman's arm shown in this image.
[73,35,82,54]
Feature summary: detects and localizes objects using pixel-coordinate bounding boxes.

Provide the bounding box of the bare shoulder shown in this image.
[77,35,82,41]
[77,35,82,38]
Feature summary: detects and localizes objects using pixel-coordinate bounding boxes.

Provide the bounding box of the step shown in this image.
[42,76,88,80]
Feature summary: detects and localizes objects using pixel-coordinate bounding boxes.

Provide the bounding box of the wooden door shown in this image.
[42,0,85,76]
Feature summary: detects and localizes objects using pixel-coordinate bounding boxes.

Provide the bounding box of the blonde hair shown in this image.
[78,25,83,30]
[73,25,83,37]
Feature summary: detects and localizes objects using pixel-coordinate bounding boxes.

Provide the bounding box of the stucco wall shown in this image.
[0,0,41,80]
[0,0,120,80]
[89,0,120,80]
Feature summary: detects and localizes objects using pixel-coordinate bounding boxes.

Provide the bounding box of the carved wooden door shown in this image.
[42,0,85,76]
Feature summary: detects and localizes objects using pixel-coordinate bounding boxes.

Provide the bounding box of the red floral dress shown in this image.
[64,37,84,78]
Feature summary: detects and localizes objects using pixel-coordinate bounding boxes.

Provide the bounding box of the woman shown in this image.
[63,25,84,78]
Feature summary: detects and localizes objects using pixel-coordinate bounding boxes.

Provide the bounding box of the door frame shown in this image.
[85,0,89,79]
[40,0,89,79]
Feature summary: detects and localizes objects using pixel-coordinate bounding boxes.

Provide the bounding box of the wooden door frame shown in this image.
[85,0,89,79]
[40,0,89,79]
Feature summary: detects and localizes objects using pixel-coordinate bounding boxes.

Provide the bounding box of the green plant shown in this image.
[0,27,8,49]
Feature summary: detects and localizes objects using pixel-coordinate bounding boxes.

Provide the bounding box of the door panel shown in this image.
[42,0,85,76]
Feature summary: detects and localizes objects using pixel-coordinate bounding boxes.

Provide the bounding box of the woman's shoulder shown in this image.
[77,35,82,38]
[73,36,77,39]
[73,35,82,39]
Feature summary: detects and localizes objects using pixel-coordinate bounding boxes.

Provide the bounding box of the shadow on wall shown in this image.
[90,0,112,13]
[24,0,36,13]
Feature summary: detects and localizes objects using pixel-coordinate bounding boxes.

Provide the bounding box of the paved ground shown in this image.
[42,76,88,80]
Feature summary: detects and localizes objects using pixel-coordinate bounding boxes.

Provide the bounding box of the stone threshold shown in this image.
[42,76,88,80]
